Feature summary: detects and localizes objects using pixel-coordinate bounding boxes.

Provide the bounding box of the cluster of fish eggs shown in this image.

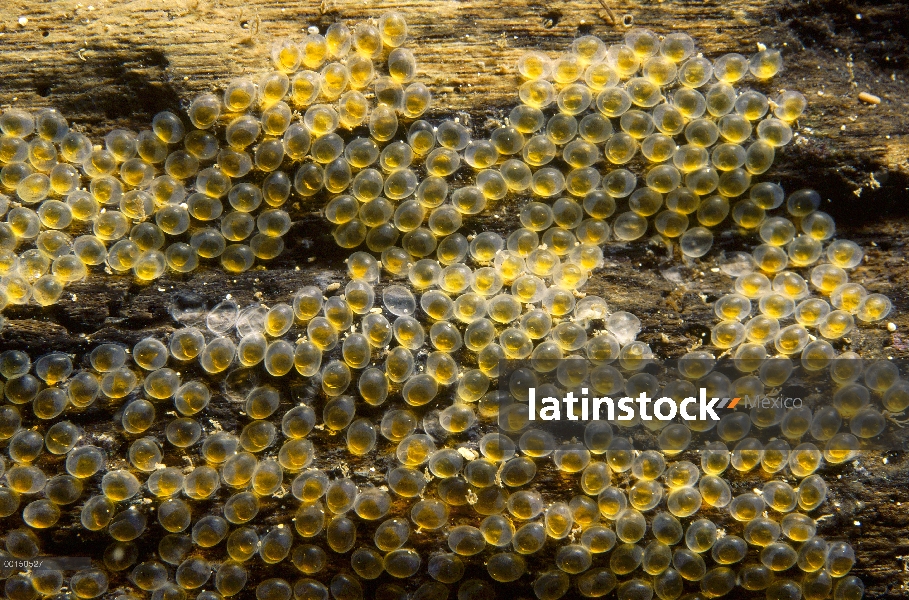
[0,11,805,311]
[507,29,804,253]
[0,327,877,600]
[0,10,897,600]
[0,12,428,309]
[703,191,892,361]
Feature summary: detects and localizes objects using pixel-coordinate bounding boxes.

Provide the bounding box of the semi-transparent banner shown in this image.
[494,357,907,456]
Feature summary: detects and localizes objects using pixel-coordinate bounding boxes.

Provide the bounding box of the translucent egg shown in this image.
[737,84,776,119]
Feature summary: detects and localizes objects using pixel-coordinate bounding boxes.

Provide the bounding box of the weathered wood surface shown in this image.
[0,0,908,597]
